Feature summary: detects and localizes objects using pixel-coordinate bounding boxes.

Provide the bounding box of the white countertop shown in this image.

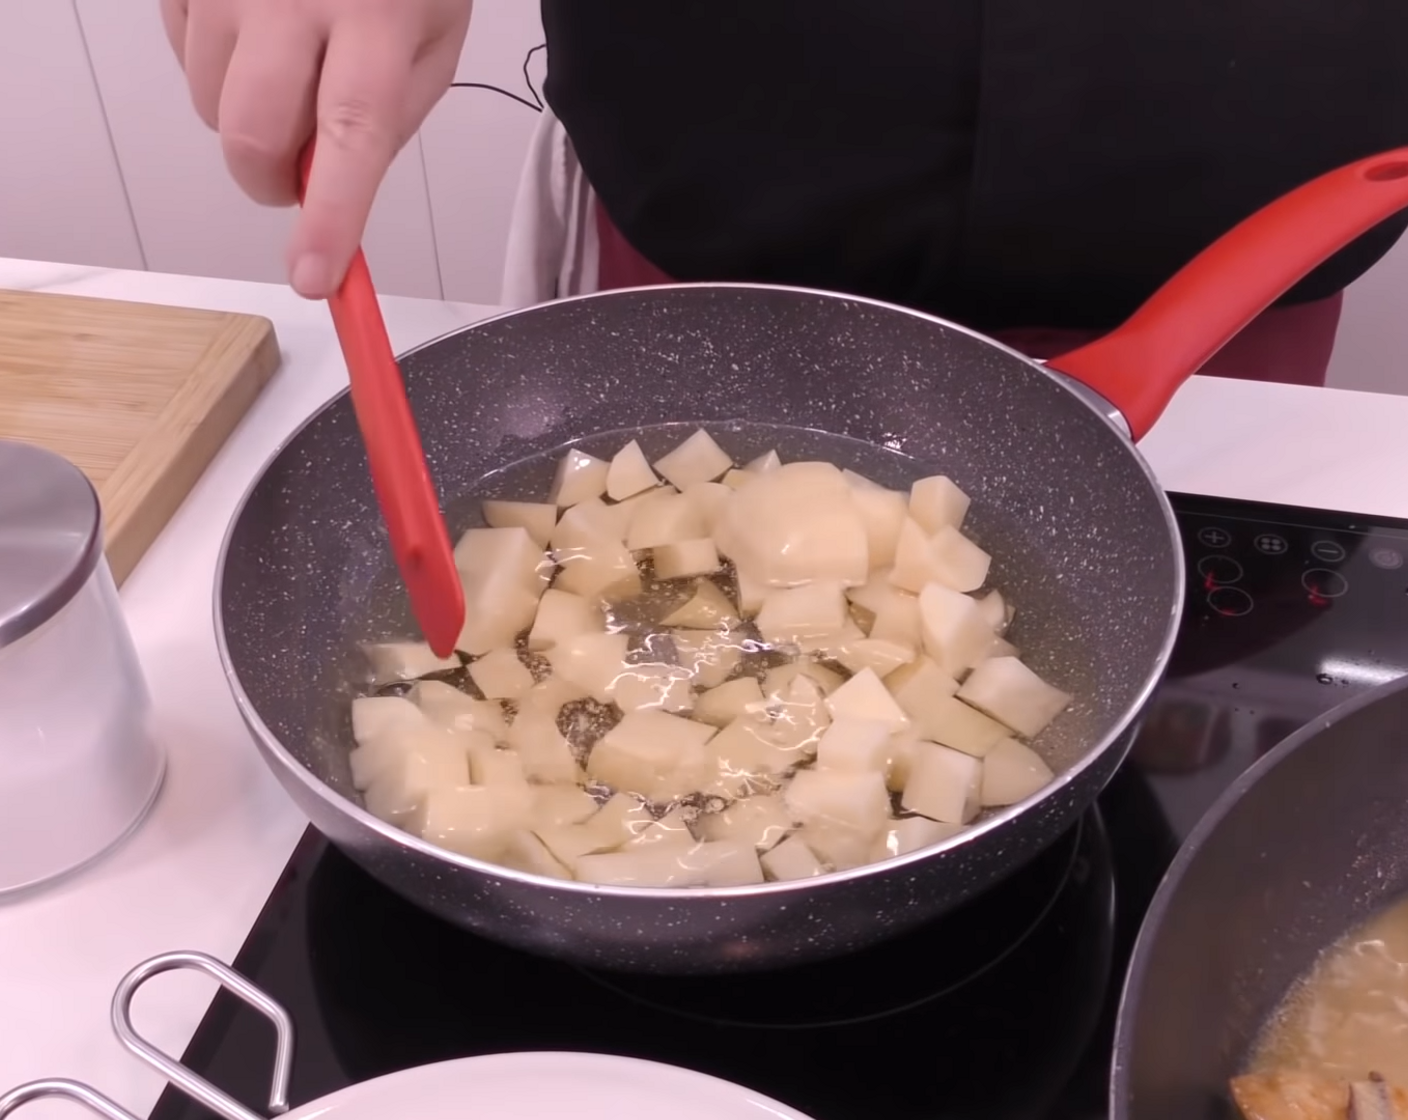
[2,254,1407,1118]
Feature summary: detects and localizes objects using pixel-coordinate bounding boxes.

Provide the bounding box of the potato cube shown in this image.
[847,483,908,570]
[606,439,660,500]
[550,497,622,550]
[981,737,1056,807]
[886,655,959,706]
[553,536,642,600]
[506,704,577,783]
[672,629,745,688]
[889,518,938,594]
[661,579,740,629]
[908,695,1009,757]
[902,743,983,824]
[587,711,717,801]
[411,680,509,740]
[815,718,893,772]
[482,499,558,548]
[745,449,782,474]
[761,836,826,881]
[499,829,572,879]
[721,468,752,490]
[697,793,794,851]
[706,715,794,797]
[988,636,1021,659]
[733,564,769,616]
[532,785,599,827]
[957,656,1073,739]
[885,731,920,792]
[762,660,846,698]
[653,429,734,489]
[693,677,766,727]
[714,462,869,588]
[918,582,996,678]
[681,480,733,534]
[795,621,867,659]
[625,491,707,550]
[546,631,631,702]
[765,675,833,759]
[834,637,915,679]
[825,667,911,734]
[653,538,722,580]
[909,475,971,533]
[974,589,1011,634]
[412,784,528,860]
[785,769,891,834]
[527,588,605,651]
[872,816,964,860]
[453,527,549,654]
[869,592,922,647]
[349,721,456,793]
[535,822,617,870]
[468,648,534,700]
[925,526,992,593]
[585,791,655,847]
[621,807,695,850]
[468,742,530,788]
[361,641,459,686]
[351,695,428,748]
[575,840,764,888]
[847,569,908,615]
[756,581,848,645]
[797,823,874,872]
[548,447,609,507]
[608,661,694,714]
[517,676,589,718]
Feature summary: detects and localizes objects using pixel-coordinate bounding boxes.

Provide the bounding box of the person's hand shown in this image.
[161,0,473,298]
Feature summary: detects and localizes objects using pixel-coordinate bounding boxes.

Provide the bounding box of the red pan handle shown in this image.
[1047,149,1408,441]
[296,144,465,657]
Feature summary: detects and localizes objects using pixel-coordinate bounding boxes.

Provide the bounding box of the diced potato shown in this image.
[721,468,753,490]
[482,500,558,548]
[548,448,610,507]
[909,475,971,534]
[785,769,891,834]
[925,525,992,593]
[411,681,510,741]
[546,631,631,702]
[714,462,869,588]
[535,822,617,871]
[756,581,848,645]
[981,737,1057,807]
[797,823,874,872]
[576,840,764,888]
[527,588,605,651]
[506,704,577,783]
[765,675,833,759]
[795,623,868,661]
[359,731,470,823]
[815,718,893,772]
[834,637,915,679]
[869,592,922,647]
[653,429,734,489]
[606,439,660,500]
[885,731,921,792]
[825,667,911,734]
[733,564,769,616]
[907,695,1010,757]
[745,449,782,474]
[974,589,1010,635]
[621,807,695,850]
[847,569,909,615]
[697,793,794,851]
[917,582,996,678]
[362,641,459,686]
[902,742,983,824]
[532,785,599,827]
[840,468,882,491]
[351,695,428,748]
[988,636,1021,659]
[625,491,706,550]
[762,659,846,698]
[453,527,549,654]
[586,711,717,801]
[761,836,826,880]
[468,742,529,788]
[661,579,740,629]
[706,715,795,797]
[585,792,655,847]
[517,676,589,718]
[608,661,694,714]
[847,482,908,570]
[889,518,938,594]
[553,536,642,600]
[693,677,767,727]
[499,829,572,879]
[549,498,622,550]
[412,784,532,860]
[468,648,534,700]
[886,656,960,707]
[872,816,965,860]
[672,629,746,688]
[653,538,722,580]
[957,656,1073,739]
[681,481,733,535]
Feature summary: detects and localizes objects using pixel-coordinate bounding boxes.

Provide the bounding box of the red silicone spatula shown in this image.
[296,144,465,657]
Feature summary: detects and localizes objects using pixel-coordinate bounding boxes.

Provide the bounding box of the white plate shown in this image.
[284,1051,816,1120]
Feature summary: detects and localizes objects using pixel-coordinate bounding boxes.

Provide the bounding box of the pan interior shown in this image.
[216,286,1179,826]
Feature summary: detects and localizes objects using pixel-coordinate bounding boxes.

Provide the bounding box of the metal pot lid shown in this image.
[0,439,102,650]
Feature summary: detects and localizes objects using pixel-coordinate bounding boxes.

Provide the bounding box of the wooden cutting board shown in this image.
[0,288,281,584]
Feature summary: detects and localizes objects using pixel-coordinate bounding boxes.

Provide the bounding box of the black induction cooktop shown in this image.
[148,493,1408,1120]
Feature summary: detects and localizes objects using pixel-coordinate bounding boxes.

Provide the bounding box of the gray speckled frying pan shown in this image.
[214,149,1408,974]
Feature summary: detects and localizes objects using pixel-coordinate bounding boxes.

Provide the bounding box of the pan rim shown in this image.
[213,281,1185,901]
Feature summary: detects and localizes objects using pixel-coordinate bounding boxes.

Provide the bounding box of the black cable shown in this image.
[449,42,547,113]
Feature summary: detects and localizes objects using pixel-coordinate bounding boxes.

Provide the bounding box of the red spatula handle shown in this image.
[297,145,464,657]
[1048,150,1408,441]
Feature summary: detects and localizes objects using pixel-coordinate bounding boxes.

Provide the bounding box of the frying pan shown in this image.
[1110,673,1408,1119]
[215,148,1408,974]
[0,952,814,1120]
